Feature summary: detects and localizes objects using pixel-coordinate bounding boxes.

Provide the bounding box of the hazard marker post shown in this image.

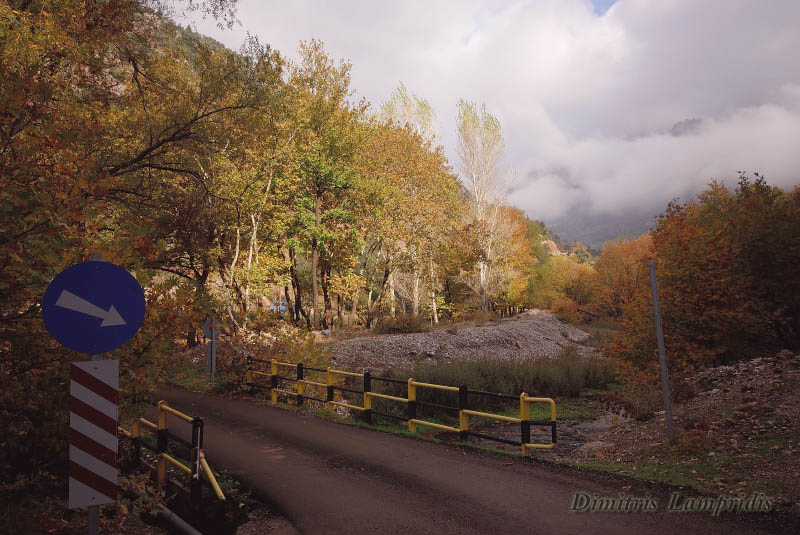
[43,254,145,534]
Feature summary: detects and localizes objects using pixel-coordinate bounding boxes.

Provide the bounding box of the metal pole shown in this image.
[458,385,468,441]
[87,505,99,535]
[87,352,102,535]
[296,363,304,406]
[88,253,103,535]
[649,260,676,442]
[363,372,372,425]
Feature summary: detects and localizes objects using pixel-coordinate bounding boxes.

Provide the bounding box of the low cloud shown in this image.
[515,91,800,220]
[182,0,800,222]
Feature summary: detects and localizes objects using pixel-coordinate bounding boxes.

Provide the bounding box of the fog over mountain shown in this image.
[182,0,800,242]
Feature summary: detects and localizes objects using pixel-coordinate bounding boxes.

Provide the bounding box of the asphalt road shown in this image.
[155,389,791,535]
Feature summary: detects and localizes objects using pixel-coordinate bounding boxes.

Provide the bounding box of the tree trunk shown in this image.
[288,247,310,329]
[311,195,321,330]
[430,259,438,324]
[412,267,420,317]
[187,325,198,347]
[242,214,258,330]
[321,263,332,330]
[366,290,373,329]
[284,284,295,323]
[274,286,283,320]
[350,294,357,329]
[479,260,488,313]
[388,272,396,317]
[187,270,209,347]
[337,294,344,330]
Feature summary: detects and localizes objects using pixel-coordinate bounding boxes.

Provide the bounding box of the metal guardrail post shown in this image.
[157,400,168,453]
[326,367,334,413]
[157,454,167,494]
[296,363,304,406]
[190,418,202,506]
[458,385,469,441]
[271,359,278,403]
[520,393,531,456]
[407,379,417,432]
[363,371,372,424]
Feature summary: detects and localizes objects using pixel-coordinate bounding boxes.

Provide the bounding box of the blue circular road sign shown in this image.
[42,261,146,354]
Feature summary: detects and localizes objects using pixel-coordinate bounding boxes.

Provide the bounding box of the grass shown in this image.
[372,345,616,418]
[576,318,621,348]
[454,441,519,457]
[564,433,793,499]
[169,359,212,391]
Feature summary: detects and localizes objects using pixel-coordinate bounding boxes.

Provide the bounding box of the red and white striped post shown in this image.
[43,253,144,535]
[69,359,119,532]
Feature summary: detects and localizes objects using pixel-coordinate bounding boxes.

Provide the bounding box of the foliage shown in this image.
[611,176,800,380]
[265,326,331,369]
[528,255,603,323]
[593,233,653,318]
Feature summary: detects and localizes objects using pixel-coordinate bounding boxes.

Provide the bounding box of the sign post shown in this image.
[43,254,145,534]
[70,359,118,534]
[649,260,676,442]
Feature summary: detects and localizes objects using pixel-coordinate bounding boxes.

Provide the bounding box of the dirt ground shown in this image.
[563,350,800,514]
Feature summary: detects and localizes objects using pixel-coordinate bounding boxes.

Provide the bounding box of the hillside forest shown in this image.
[1,0,799,507]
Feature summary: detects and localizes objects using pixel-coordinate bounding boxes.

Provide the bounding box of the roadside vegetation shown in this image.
[2,0,799,529]
[379,345,616,403]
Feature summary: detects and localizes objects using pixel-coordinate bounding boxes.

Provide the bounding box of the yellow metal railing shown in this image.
[245,360,557,456]
[410,419,460,433]
[328,368,365,378]
[365,392,408,403]
[139,417,157,430]
[158,400,194,423]
[199,451,225,500]
[520,395,557,454]
[118,401,226,501]
[411,380,459,392]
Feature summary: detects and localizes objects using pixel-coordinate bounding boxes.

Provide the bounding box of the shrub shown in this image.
[213,323,331,393]
[375,314,430,334]
[373,346,617,416]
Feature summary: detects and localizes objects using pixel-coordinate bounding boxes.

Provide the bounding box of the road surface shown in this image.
[155,388,793,535]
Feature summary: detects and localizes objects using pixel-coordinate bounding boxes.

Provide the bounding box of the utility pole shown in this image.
[649,260,676,442]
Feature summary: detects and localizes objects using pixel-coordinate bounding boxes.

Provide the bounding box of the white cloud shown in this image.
[181,0,800,222]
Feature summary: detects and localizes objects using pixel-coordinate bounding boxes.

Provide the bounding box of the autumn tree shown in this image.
[612,176,800,379]
[287,40,364,330]
[379,83,443,318]
[593,233,653,317]
[0,0,247,483]
[456,100,515,313]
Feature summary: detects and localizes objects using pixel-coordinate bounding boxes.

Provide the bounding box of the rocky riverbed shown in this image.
[329,309,598,374]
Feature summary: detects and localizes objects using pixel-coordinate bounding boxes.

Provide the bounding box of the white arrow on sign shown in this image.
[55,290,126,327]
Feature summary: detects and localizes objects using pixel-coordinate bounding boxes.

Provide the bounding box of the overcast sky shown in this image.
[180,0,800,223]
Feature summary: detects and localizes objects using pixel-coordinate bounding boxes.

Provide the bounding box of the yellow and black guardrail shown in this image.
[117,401,226,505]
[245,357,556,455]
